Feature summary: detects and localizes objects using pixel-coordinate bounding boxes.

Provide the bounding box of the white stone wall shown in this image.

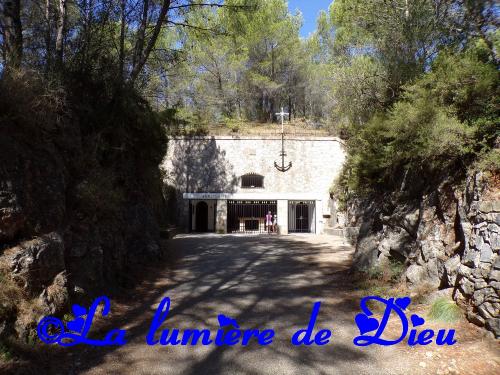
[162,135,346,232]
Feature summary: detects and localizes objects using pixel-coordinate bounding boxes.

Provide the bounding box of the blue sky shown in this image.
[288,0,333,37]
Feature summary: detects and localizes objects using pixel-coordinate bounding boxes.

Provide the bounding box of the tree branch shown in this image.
[129,0,172,83]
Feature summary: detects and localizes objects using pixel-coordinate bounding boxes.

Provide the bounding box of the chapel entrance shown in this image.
[195,201,209,232]
[288,201,315,233]
[227,200,277,233]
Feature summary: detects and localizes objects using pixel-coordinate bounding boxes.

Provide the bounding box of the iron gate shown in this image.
[227,200,277,233]
[288,201,315,233]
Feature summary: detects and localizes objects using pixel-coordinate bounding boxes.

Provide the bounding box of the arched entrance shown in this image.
[195,201,209,232]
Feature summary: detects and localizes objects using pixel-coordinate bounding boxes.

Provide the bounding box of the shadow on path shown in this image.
[55,235,376,374]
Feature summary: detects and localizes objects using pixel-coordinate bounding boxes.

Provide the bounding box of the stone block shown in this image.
[477,302,496,319]
[475,234,484,249]
[472,264,490,279]
[485,318,500,338]
[420,241,443,262]
[479,201,493,213]
[488,224,500,233]
[489,269,500,281]
[474,279,488,290]
[38,271,68,316]
[10,232,65,294]
[462,245,478,267]
[473,289,486,306]
[459,277,475,296]
[489,281,500,291]
[494,255,500,270]
[466,310,485,327]
[444,255,461,286]
[489,232,500,251]
[492,200,500,212]
[458,264,473,278]
[480,242,493,263]
[406,264,426,285]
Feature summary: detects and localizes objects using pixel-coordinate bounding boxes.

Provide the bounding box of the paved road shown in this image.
[73,234,406,375]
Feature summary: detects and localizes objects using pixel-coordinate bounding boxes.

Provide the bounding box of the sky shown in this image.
[288,0,333,37]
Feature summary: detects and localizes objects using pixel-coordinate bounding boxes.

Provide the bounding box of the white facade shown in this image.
[162,135,345,234]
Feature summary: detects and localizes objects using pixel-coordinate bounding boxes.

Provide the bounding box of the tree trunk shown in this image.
[118,0,126,82]
[45,0,51,69]
[129,0,171,84]
[132,0,149,70]
[55,0,66,67]
[1,0,23,67]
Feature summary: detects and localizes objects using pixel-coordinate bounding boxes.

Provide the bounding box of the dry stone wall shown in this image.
[351,173,500,338]
[454,190,500,336]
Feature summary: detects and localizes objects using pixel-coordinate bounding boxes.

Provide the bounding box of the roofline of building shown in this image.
[183,192,326,200]
[168,135,345,144]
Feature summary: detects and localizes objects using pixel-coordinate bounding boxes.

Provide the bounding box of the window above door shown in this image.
[241,173,264,188]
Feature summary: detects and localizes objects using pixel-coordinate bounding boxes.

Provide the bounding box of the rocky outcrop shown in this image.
[7,232,65,294]
[0,78,168,344]
[351,172,500,338]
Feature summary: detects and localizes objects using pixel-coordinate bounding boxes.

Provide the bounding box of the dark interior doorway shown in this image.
[195,201,209,232]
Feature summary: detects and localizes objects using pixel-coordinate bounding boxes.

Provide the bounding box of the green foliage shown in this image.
[340,42,499,196]
[428,297,462,322]
[158,0,312,125]
[388,260,405,282]
[366,266,384,280]
[222,116,241,133]
[474,148,500,173]
[363,259,406,282]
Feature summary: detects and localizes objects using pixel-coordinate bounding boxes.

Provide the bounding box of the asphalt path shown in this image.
[72,234,411,375]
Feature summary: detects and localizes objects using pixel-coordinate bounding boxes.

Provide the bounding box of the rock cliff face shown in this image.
[0,78,167,342]
[351,173,500,338]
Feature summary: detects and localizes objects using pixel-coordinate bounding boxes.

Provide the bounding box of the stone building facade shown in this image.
[162,135,345,234]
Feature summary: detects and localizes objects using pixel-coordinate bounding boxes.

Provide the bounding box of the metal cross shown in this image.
[275,107,289,134]
[274,107,292,172]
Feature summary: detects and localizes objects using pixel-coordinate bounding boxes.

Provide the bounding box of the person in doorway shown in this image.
[265,211,273,234]
[273,213,278,234]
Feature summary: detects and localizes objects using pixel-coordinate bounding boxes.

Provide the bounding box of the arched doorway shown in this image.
[195,201,209,232]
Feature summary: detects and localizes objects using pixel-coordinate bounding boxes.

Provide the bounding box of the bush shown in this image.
[361,258,405,283]
[339,41,499,197]
[0,69,67,137]
[428,297,462,322]
[222,117,241,133]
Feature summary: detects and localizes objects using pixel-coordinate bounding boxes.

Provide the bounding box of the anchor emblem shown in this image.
[274,107,292,172]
